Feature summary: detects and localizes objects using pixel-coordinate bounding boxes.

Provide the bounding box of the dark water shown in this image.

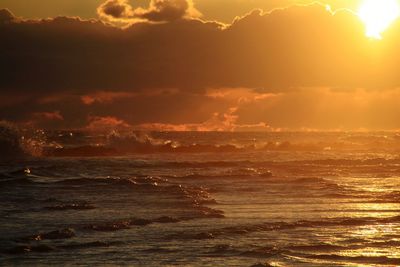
[1,131,400,266]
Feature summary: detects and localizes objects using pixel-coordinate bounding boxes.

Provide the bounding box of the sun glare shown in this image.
[358,0,400,39]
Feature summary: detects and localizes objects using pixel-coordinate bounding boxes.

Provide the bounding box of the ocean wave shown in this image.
[286,244,348,252]
[4,244,56,254]
[19,228,76,242]
[38,141,342,156]
[298,254,400,265]
[365,240,400,248]
[96,158,400,171]
[286,239,400,253]
[81,205,224,234]
[5,214,191,254]
[44,145,117,157]
[84,215,186,232]
[4,241,123,254]
[3,129,400,158]
[54,176,218,205]
[206,244,240,256]
[240,246,281,258]
[43,203,96,211]
[141,247,178,254]
[48,173,359,204]
[170,215,400,240]
[0,121,50,159]
[250,263,274,267]
[55,177,140,187]
[372,191,400,203]
[0,177,36,186]
[59,241,119,250]
[170,169,273,181]
[85,220,134,232]
[31,175,223,222]
[293,158,400,166]
[44,144,244,157]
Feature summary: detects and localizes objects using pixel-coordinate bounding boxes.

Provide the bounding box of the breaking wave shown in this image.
[0,121,49,159]
[1,128,400,157]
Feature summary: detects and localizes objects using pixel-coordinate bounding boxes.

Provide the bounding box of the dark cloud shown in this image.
[0,8,16,23]
[138,0,198,22]
[2,3,400,129]
[2,3,394,94]
[99,0,133,19]
[97,0,201,24]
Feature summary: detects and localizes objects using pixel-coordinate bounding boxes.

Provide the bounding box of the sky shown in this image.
[0,1,364,22]
[1,0,400,131]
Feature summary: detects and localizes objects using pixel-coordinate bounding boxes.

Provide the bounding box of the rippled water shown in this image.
[1,132,400,266]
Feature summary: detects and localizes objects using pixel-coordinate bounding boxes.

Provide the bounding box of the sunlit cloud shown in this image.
[97,0,202,26]
[86,116,131,131]
[81,91,137,105]
[81,89,179,105]
[135,107,273,132]
[206,88,278,104]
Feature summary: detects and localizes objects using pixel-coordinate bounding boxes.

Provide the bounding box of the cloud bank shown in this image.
[1,2,400,130]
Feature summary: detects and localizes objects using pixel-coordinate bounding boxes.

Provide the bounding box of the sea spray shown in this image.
[0,121,47,158]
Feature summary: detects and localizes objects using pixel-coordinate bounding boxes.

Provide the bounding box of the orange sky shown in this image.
[1,0,400,131]
[0,0,363,22]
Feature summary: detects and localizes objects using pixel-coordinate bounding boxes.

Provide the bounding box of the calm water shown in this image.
[1,132,400,266]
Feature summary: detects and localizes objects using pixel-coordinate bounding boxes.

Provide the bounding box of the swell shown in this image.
[42,141,400,157]
[42,131,400,157]
[43,142,244,157]
[43,202,96,211]
[173,174,361,198]
[54,177,216,204]
[0,173,361,204]
[290,253,400,266]
[0,174,223,217]
[0,177,37,187]
[169,215,400,240]
[371,191,400,203]
[292,158,400,166]
[105,159,400,169]
[2,213,214,255]
[286,240,400,252]
[4,240,123,254]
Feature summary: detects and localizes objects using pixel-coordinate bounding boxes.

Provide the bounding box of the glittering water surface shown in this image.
[1,132,400,266]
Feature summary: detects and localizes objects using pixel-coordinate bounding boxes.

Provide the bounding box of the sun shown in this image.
[358,0,400,39]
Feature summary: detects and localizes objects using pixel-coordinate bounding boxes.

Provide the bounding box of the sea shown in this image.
[1,127,400,266]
